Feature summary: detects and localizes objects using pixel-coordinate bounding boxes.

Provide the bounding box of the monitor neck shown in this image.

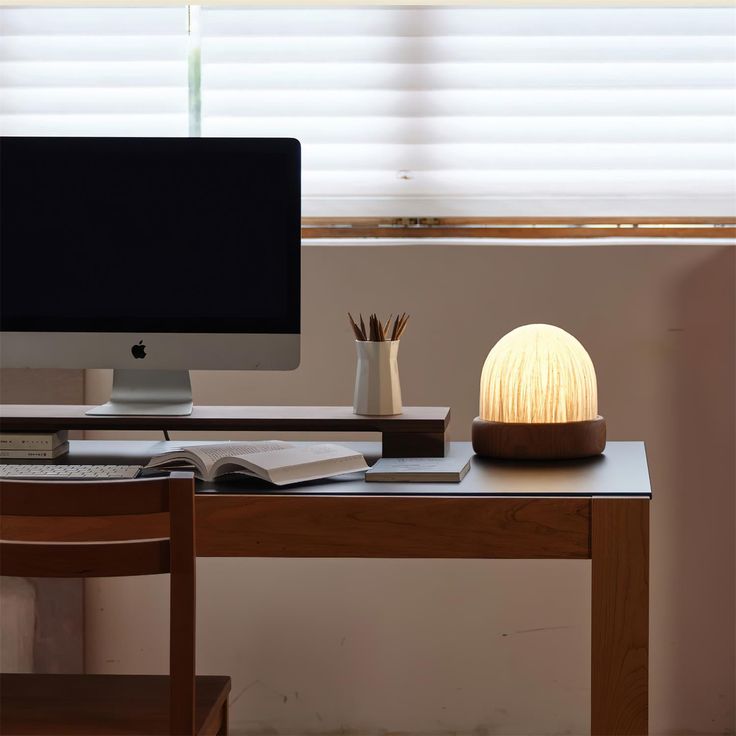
[86,369,193,416]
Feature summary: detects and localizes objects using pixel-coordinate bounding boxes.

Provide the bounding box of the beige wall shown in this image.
[85,243,735,735]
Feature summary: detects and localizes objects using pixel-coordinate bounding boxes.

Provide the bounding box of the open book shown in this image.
[145,441,368,486]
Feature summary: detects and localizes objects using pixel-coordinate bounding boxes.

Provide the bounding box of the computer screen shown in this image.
[0,137,300,335]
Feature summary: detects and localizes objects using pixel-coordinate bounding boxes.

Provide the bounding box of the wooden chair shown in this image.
[0,473,230,736]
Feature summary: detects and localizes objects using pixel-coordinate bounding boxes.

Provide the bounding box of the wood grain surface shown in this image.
[1,463,651,732]
[0,539,171,578]
[0,474,231,735]
[0,404,450,458]
[194,495,591,559]
[0,404,449,433]
[0,674,230,736]
[3,496,591,558]
[301,216,735,239]
[1,512,169,543]
[0,477,170,516]
[0,494,590,559]
[472,417,606,460]
[592,499,649,735]
[169,475,197,735]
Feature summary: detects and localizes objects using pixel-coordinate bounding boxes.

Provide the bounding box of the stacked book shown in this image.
[0,430,70,459]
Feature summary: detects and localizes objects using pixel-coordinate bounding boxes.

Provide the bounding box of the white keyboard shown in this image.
[0,464,142,480]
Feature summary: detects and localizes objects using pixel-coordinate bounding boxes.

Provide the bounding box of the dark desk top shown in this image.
[51,440,651,499]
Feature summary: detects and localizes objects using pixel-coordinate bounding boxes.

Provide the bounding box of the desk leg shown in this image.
[591,499,649,736]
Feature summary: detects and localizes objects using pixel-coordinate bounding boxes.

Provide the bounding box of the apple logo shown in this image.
[131,340,147,359]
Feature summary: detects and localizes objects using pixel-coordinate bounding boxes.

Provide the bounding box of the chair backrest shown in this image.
[0,472,197,736]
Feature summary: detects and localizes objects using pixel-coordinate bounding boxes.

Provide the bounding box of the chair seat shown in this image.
[0,673,231,735]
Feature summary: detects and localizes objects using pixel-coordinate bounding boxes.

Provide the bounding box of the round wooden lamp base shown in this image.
[472,416,606,460]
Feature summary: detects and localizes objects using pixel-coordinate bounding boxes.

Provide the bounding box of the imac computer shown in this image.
[0,137,301,416]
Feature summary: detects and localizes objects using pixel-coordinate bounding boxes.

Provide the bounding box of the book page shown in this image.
[224,444,368,485]
[146,441,293,479]
[189,441,293,465]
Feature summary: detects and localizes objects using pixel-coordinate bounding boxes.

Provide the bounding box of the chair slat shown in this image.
[0,513,168,543]
[0,539,170,577]
[0,477,170,516]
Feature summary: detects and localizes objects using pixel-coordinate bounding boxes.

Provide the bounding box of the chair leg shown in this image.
[216,701,228,735]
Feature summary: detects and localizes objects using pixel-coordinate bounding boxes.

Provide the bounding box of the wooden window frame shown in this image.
[302,217,736,239]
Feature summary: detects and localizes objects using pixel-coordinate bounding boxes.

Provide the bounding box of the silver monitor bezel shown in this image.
[0,331,300,371]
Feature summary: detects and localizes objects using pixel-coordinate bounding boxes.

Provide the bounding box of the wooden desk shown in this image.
[2,440,651,736]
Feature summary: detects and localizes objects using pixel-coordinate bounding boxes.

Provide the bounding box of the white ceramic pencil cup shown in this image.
[353,340,403,416]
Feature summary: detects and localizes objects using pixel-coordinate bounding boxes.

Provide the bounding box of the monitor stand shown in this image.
[86,369,193,416]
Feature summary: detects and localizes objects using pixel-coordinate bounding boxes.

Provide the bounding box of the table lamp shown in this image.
[472,324,606,460]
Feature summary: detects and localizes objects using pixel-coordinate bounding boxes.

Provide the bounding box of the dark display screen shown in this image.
[0,137,300,333]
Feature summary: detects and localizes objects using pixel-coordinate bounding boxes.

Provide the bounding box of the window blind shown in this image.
[0,7,189,137]
[200,6,736,217]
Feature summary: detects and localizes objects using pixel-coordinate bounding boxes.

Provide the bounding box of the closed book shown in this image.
[0,431,68,451]
[365,449,472,483]
[0,442,70,459]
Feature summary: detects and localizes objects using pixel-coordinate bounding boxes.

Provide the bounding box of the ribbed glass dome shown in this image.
[479,324,598,424]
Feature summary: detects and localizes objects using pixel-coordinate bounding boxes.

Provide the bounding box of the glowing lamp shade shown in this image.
[472,324,606,460]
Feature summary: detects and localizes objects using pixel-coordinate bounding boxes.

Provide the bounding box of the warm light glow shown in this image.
[479,324,598,424]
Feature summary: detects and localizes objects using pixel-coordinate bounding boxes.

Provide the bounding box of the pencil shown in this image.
[396,313,409,340]
[391,313,404,341]
[348,313,363,340]
[350,312,409,341]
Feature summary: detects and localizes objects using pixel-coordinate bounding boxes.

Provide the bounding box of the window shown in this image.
[0,7,188,136]
[199,6,736,221]
[2,5,734,237]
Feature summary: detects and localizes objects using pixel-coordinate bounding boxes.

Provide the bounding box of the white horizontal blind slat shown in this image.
[202,8,735,37]
[0,7,188,137]
[203,36,735,64]
[204,89,735,117]
[0,36,187,62]
[201,6,736,217]
[297,143,735,171]
[204,62,734,90]
[0,8,184,35]
[202,116,736,144]
[302,171,735,217]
